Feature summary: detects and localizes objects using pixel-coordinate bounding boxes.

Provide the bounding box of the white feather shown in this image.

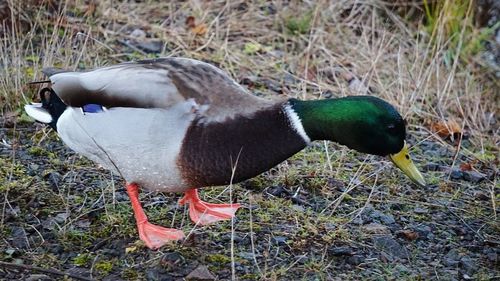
[283,103,311,144]
[24,103,53,123]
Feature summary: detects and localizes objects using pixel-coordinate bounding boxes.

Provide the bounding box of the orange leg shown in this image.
[126,183,185,249]
[179,189,241,225]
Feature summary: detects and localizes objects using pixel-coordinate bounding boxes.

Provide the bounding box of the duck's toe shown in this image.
[179,189,241,225]
[137,222,185,250]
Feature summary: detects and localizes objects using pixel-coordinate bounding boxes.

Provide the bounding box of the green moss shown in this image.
[206,253,231,264]
[95,260,114,275]
[284,11,312,35]
[73,253,92,267]
[121,268,140,280]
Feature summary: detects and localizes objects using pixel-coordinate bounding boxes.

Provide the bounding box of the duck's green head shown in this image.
[290,96,425,186]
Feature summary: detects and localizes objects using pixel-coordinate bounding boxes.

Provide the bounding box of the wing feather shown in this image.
[45,58,277,122]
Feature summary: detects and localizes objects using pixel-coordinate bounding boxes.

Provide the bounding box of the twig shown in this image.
[0,261,95,281]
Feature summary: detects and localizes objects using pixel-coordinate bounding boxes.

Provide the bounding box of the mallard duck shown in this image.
[25,57,425,249]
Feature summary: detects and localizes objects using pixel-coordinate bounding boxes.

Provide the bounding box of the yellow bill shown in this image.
[389,141,426,187]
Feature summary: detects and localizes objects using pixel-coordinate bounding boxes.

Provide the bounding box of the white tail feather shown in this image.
[25,103,52,123]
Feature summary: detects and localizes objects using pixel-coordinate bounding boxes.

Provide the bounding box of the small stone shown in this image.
[327,178,346,191]
[9,227,28,249]
[352,217,364,225]
[185,265,216,281]
[272,236,287,246]
[473,190,490,201]
[25,274,51,281]
[379,213,396,225]
[463,170,486,183]
[370,210,396,225]
[130,28,146,38]
[450,169,463,180]
[413,225,432,240]
[134,39,163,53]
[362,223,390,234]
[424,163,441,171]
[372,235,409,260]
[486,252,497,263]
[460,256,477,275]
[444,249,461,266]
[413,207,428,214]
[54,212,69,223]
[347,255,365,265]
[329,246,353,256]
[266,185,289,197]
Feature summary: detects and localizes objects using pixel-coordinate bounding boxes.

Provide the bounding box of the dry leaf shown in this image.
[459,162,473,171]
[397,230,419,241]
[185,16,207,36]
[430,119,462,139]
[84,1,97,17]
[185,16,196,28]
[191,23,207,36]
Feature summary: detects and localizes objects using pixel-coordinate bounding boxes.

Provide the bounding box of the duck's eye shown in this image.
[387,124,396,130]
[39,87,53,105]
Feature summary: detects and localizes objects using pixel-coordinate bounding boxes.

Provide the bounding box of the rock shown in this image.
[130,28,146,38]
[25,274,51,281]
[444,249,461,266]
[44,171,61,188]
[347,254,365,265]
[54,212,69,223]
[424,163,441,171]
[372,235,409,260]
[9,226,28,249]
[379,214,396,225]
[329,246,353,256]
[413,224,432,240]
[134,40,163,53]
[272,236,287,246]
[473,190,490,201]
[460,256,477,275]
[463,170,486,183]
[362,223,390,234]
[368,210,395,225]
[413,207,428,214]
[327,178,346,191]
[185,265,216,281]
[450,169,463,180]
[266,185,289,197]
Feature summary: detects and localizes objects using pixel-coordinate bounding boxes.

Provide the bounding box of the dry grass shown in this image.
[1,1,497,141]
[0,0,498,280]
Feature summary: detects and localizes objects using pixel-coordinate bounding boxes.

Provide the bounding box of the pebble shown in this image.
[460,256,477,275]
[444,249,461,266]
[462,170,486,183]
[347,254,365,265]
[185,265,216,281]
[329,246,353,256]
[450,169,463,180]
[413,224,432,240]
[369,210,396,225]
[424,163,441,171]
[362,223,390,234]
[372,235,409,260]
[25,274,51,281]
[413,207,429,214]
[9,226,28,249]
[272,236,287,246]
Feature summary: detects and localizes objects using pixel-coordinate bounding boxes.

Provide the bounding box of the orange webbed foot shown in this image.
[137,222,185,250]
[179,189,241,225]
[126,183,185,249]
